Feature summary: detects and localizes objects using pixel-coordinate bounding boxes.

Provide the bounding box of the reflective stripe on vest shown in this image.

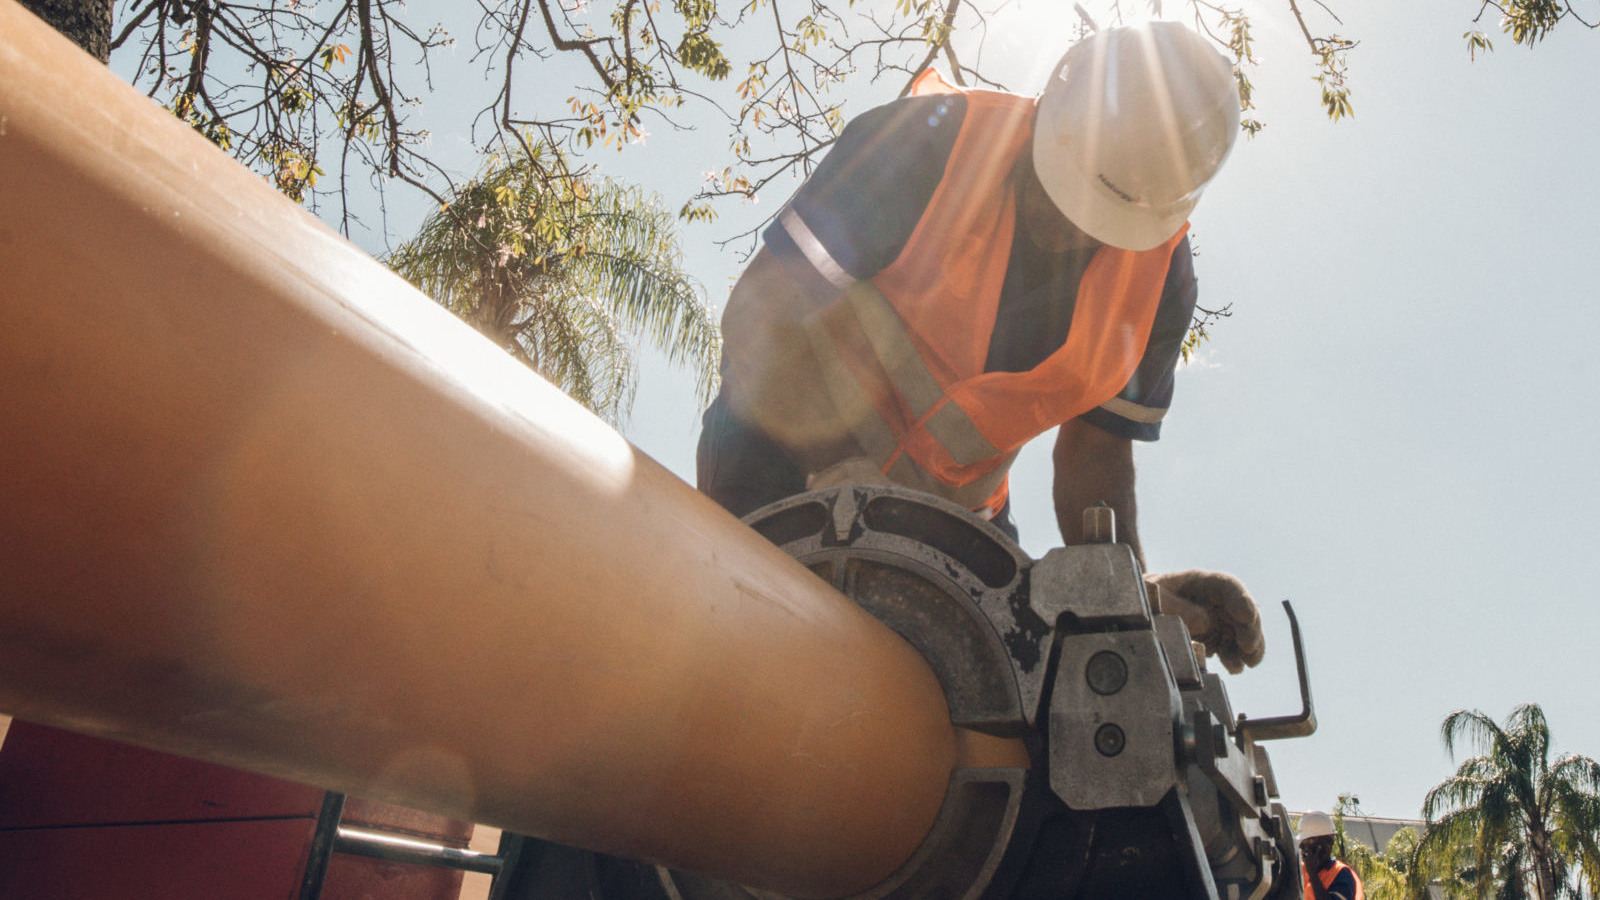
[803,282,1015,512]
[1303,860,1365,900]
[800,83,1184,515]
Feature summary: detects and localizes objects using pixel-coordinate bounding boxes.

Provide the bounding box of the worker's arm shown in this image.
[720,247,836,386]
[1053,417,1265,673]
[717,249,856,464]
[1301,845,1328,900]
[1052,417,1144,564]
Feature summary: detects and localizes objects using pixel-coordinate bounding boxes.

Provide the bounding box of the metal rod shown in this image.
[1235,601,1317,742]
[0,5,960,897]
[334,827,504,875]
[299,793,349,900]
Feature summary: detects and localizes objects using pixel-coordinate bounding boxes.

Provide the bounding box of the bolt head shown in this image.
[1085,650,1129,695]
[1094,723,1126,757]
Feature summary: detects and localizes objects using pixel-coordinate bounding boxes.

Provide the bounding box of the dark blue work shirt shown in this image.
[763,93,1197,441]
[1314,862,1360,900]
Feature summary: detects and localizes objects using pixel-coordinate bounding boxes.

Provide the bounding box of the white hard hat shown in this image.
[1032,21,1241,251]
[1297,811,1336,841]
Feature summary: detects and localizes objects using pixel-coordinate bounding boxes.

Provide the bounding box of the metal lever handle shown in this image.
[1235,600,1317,741]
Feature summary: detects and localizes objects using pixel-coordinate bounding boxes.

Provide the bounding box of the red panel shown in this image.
[0,818,318,900]
[0,722,478,900]
[323,853,466,900]
[0,721,323,828]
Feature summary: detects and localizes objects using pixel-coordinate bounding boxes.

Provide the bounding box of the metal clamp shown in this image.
[634,488,1315,900]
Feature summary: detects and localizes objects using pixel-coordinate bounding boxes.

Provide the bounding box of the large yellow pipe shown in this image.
[0,3,959,895]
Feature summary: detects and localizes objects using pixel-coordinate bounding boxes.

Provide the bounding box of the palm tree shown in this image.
[389,155,720,425]
[1419,703,1600,900]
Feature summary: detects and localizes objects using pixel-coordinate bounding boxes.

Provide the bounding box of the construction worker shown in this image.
[696,20,1263,672]
[1298,811,1365,900]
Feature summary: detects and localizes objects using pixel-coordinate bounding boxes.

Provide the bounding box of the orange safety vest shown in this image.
[799,71,1186,517]
[1303,859,1365,900]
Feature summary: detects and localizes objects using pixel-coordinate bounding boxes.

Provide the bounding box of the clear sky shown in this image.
[292,0,1600,821]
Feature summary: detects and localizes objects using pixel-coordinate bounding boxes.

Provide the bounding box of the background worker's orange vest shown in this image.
[1303,859,1365,900]
[806,76,1186,516]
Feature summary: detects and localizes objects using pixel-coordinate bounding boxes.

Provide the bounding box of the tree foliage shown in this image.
[387,155,720,423]
[1326,794,1464,900]
[94,0,1596,400]
[1418,704,1600,900]
[104,0,1383,229]
[97,0,1371,382]
[1463,0,1598,60]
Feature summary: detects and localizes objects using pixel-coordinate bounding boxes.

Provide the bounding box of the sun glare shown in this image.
[979,0,1159,94]
[332,251,639,492]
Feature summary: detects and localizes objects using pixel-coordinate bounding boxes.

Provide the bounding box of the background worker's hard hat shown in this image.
[1033,21,1241,251]
[1297,810,1337,841]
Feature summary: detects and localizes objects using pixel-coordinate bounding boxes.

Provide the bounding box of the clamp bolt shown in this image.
[1212,722,1231,757]
[1082,503,1116,544]
[1085,650,1129,695]
[1094,723,1126,757]
[1256,837,1279,862]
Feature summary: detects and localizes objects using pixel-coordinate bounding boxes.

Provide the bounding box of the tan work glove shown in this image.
[1144,570,1264,674]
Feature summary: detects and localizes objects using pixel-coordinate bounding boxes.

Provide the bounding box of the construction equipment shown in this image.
[0,3,1315,897]
[508,486,1318,900]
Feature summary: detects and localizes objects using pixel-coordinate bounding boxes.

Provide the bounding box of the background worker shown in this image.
[1298,811,1365,900]
[697,21,1264,673]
